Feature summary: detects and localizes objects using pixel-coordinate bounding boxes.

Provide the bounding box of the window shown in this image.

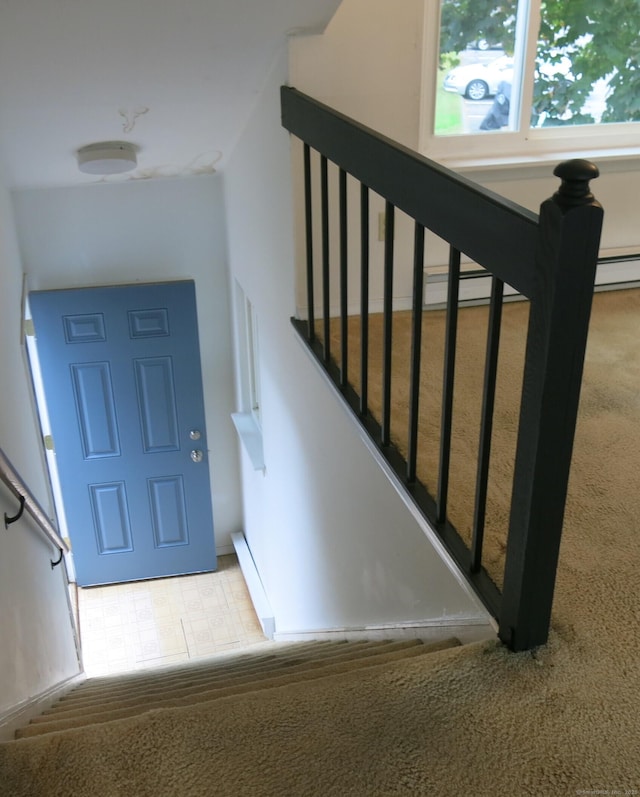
[421,0,640,165]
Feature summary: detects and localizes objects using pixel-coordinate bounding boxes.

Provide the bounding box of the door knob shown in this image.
[190,449,204,463]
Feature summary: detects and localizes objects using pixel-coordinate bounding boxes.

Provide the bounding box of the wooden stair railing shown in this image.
[281,86,604,652]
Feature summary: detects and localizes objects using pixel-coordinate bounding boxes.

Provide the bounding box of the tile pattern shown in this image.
[77,554,266,677]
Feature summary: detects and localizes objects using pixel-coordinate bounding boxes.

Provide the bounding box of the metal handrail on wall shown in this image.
[0,447,67,568]
[281,86,604,652]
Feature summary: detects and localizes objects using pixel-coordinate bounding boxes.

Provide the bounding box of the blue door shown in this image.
[30,281,217,586]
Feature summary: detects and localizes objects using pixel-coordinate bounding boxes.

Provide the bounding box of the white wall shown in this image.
[289,0,425,150]
[289,0,427,315]
[11,175,242,554]
[223,45,489,635]
[0,166,80,724]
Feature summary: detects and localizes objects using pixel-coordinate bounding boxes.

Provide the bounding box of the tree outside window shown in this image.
[434,0,640,138]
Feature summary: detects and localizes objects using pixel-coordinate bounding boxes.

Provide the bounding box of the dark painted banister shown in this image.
[282,87,605,651]
[499,160,604,650]
[281,86,539,298]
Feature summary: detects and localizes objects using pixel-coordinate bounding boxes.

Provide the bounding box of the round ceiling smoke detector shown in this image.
[77,141,137,175]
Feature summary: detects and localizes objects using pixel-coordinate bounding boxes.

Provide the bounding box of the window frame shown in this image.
[419,0,640,169]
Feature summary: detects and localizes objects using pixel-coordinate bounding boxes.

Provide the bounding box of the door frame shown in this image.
[24,291,76,581]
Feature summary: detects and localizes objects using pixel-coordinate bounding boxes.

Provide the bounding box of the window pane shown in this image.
[435,0,522,136]
[533,0,640,128]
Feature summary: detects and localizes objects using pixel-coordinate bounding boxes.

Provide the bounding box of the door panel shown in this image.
[30,281,216,586]
[90,482,133,553]
[148,475,189,547]
[134,357,180,452]
[71,362,121,458]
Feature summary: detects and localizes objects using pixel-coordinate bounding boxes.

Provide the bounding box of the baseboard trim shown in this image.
[274,619,496,646]
[0,672,86,742]
[231,531,275,639]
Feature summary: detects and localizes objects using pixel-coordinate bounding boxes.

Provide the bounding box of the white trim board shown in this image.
[231,531,275,639]
[274,620,495,646]
[0,672,86,742]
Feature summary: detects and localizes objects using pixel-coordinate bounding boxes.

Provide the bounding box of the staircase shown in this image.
[14,637,460,740]
[0,637,467,796]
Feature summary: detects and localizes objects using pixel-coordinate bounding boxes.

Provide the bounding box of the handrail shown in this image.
[281,86,540,298]
[0,447,68,565]
[281,86,604,651]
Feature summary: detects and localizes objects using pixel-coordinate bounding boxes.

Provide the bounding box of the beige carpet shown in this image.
[330,295,528,585]
[332,286,640,590]
[1,289,639,796]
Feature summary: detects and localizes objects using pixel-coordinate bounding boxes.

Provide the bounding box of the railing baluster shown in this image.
[471,275,504,572]
[321,155,330,362]
[303,143,315,342]
[360,184,370,415]
[381,201,395,447]
[437,245,461,523]
[339,169,348,388]
[407,223,425,483]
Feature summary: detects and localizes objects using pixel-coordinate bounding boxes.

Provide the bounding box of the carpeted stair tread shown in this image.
[73,638,346,691]
[20,639,454,735]
[39,640,409,716]
[16,637,460,738]
[52,639,378,708]
[56,640,360,705]
[43,639,412,717]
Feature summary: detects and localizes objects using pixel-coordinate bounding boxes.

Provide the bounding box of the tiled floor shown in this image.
[76,554,267,677]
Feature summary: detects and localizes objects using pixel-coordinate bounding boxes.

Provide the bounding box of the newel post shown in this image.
[499,159,604,652]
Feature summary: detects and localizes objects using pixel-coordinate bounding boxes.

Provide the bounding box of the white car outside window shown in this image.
[443,55,514,101]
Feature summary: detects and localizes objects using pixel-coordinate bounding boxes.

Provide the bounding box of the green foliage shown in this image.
[536,0,640,123]
[439,0,640,126]
[439,51,461,72]
[434,72,464,135]
[439,0,518,56]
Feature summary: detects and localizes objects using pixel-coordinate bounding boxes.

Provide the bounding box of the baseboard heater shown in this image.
[424,253,640,308]
[231,531,275,639]
[424,268,520,308]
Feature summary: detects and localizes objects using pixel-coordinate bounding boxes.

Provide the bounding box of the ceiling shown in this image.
[0,0,340,190]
